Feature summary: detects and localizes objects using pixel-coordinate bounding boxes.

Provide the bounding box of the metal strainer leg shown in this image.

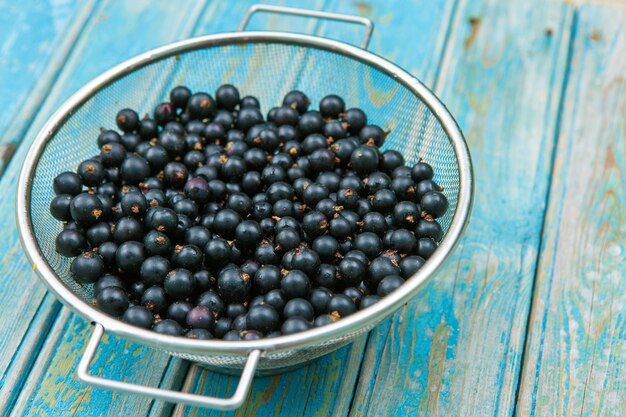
[78,324,261,410]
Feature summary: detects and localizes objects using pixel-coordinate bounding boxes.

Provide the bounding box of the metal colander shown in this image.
[16,5,472,410]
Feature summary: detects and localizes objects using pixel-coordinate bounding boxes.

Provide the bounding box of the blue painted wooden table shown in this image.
[1,1,625,416]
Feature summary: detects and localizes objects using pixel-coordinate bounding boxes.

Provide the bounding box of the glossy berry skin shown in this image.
[393,201,420,228]
[416,179,441,200]
[171,244,203,271]
[204,238,232,266]
[184,226,211,249]
[415,219,443,242]
[283,90,310,114]
[343,108,367,133]
[116,241,146,272]
[166,301,192,326]
[319,95,345,119]
[281,317,312,335]
[371,189,397,214]
[97,241,118,265]
[96,286,129,317]
[343,286,364,306]
[327,294,357,318]
[55,228,87,257]
[275,228,301,251]
[186,329,213,339]
[145,207,178,235]
[344,250,369,265]
[312,235,339,262]
[170,86,192,109]
[86,222,112,246]
[240,95,260,108]
[297,111,323,136]
[97,130,122,147]
[251,266,280,294]
[247,305,281,333]
[116,108,139,132]
[70,193,104,226]
[195,291,224,318]
[50,194,73,221]
[211,209,241,239]
[421,191,449,218]
[217,268,251,303]
[71,251,104,283]
[187,92,216,120]
[53,172,83,196]
[141,286,168,314]
[143,230,171,256]
[314,314,335,327]
[281,270,310,299]
[120,192,147,218]
[353,232,383,260]
[163,162,189,189]
[361,212,387,236]
[215,84,240,111]
[100,142,127,167]
[164,268,195,299]
[417,238,437,259]
[283,298,315,321]
[360,295,381,309]
[329,217,351,240]
[350,146,379,174]
[237,107,263,132]
[291,248,321,278]
[377,275,405,296]
[411,161,434,182]
[120,155,150,184]
[274,106,299,126]
[186,305,215,330]
[359,125,386,146]
[368,256,401,287]
[93,274,123,296]
[390,177,416,201]
[113,216,143,242]
[153,319,184,336]
[338,258,366,286]
[235,220,263,249]
[140,255,170,285]
[388,229,417,254]
[122,305,153,329]
[309,288,332,315]
[399,255,425,278]
[77,160,104,187]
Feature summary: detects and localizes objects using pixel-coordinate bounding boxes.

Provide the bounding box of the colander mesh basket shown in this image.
[30,41,457,366]
[18,5,472,411]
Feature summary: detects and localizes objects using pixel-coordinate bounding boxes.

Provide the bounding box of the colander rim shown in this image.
[17,31,473,355]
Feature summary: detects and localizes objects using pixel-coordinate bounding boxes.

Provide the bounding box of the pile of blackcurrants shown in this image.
[49,85,448,340]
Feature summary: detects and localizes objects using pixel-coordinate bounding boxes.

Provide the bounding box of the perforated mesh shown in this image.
[29,41,459,370]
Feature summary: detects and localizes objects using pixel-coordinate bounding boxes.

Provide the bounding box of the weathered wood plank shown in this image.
[0,0,210,415]
[0,0,95,175]
[349,0,575,415]
[516,5,626,416]
[171,1,458,416]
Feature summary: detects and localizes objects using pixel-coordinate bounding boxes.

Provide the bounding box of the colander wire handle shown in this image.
[77,323,262,410]
[238,4,374,49]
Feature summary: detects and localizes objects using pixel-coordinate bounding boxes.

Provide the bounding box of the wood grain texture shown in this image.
[349,0,575,416]
[171,1,458,416]
[0,0,95,174]
[0,0,209,415]
[10,314,182,417]
[516,5,626,416]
